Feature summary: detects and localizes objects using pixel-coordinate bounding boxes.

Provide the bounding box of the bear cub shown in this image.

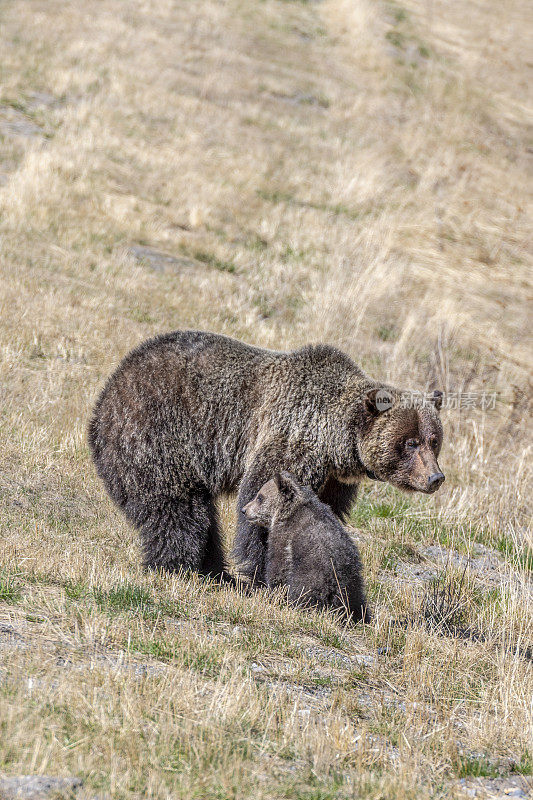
[242,472,369,622]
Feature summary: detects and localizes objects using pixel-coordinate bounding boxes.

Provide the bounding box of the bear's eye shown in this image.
[429,436,438,450]
[257,494,264,504]
[405,438,420,450]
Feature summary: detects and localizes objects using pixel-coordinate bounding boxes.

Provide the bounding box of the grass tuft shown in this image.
[455,754,500,778]
[93,582,155,615]
[421,567,468,632]
[0,570,22,604]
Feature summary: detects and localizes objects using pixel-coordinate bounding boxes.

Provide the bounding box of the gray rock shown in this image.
[304,645,375,670]
[25,92,59,110]
[0,107,42,138]
[0,775,82,799]
[1,119,42,137]
[265,679,332,706]
[127,245,198,274]
[457,776,533,799]
[0,624,26,653]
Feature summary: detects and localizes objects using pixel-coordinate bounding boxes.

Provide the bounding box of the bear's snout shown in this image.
[427,472,445,492]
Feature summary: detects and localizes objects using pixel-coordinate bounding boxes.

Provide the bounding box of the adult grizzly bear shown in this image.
[243,472,369,621]
[88,330,444,582]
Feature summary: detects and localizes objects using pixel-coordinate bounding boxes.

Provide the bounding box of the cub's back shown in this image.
[288,497,357,575]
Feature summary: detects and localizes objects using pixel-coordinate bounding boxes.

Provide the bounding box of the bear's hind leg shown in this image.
[126,491,213,574]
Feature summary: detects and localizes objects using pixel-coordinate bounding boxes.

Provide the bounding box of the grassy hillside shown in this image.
[0,0,531,797]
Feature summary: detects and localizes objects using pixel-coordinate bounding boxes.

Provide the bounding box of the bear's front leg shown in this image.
[318,475,359,522]
[234,468,272,585]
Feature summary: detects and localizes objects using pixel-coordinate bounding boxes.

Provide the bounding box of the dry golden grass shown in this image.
[0,0,531,797]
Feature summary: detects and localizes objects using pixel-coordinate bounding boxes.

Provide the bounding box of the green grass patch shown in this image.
[380,541,420,570]
[385,29,406,50]
[128,636,175,661]
[350,490,412,526]
[0,570,22,604]
[128,636,225,677]
[182,647,225,678]
[257,188,295,205]
[346,665,370,685]
[376,323,398,342]
[455,754,500,778]
[369,703,405,748]
[393,7,408,23]
[94,582,154,615]
[245,232,268,252]
[469,585,501,610]
[64,579,88,600]
[127,307,156,324]
[351,486,492,552]
[256,188,366,221]
[497,536,533,573]
[91,580,189,620]
[512,750,533,776]
[281,244,307,262]
[281,781,345,800]
[192,250,236,274]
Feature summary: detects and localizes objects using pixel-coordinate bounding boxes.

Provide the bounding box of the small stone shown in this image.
[0,775,82,799]
[304,645,375,670]
[4,120,41,136]
[127,245,198,274]
[25,92,58,110]
[0,107,42,138]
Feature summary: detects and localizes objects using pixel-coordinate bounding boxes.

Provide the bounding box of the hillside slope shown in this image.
[0,0,531,798]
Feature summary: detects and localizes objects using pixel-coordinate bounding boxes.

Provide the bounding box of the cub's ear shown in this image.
[274,471,299,500]
[428,390,443,411]
[365,387,394,415]
[272,473,285,494]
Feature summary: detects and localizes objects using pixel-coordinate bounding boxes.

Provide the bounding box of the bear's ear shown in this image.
[365,387,394,416]
[365,389,379,415]
[428,390,443,411]
[274,471,299,501]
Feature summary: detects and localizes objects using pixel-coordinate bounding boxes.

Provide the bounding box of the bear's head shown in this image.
[356,388,445,494]
[242,472,305,526]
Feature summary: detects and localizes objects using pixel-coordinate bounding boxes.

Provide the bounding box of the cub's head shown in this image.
[358,388,445,494]
[242,472,304,526]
